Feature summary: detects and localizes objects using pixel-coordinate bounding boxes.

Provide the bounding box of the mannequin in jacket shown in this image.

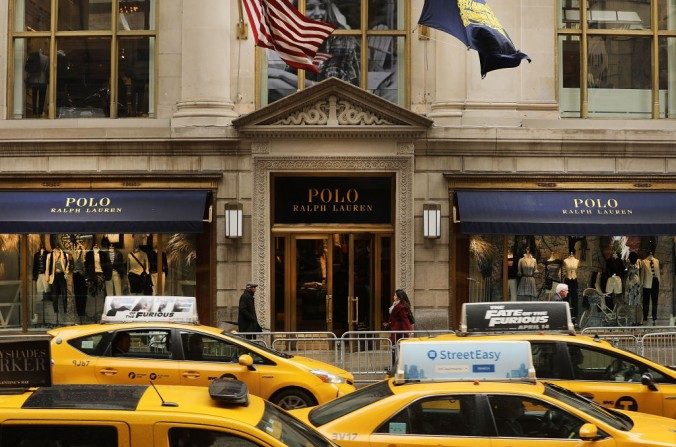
[32,243,51,304]
[85,242,112,318]
[102,237,125,296]
[127,246,149,295]
[641,252,661,325]
[563,252,580,321]
[46,244,70,315]
[70,241,88,320]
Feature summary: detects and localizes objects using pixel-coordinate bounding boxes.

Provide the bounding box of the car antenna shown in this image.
[149,380,178,407]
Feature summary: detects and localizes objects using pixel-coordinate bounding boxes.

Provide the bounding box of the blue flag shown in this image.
[418,0,530,77]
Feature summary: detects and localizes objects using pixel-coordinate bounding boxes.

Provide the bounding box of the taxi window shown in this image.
[309,380,393,426]
[0,425,117,447]
[545,383,631,431]
[567,344,668,383]
[180,332,270,365]
[488,394,586,439]
[375,395,483,436]
[258,401,334,447]
[168,427,259,447]
[110,329,172,359]
[530,342,561,379]
[68,333,108,356]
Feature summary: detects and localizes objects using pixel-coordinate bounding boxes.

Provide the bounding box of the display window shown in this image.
[10,0,157,119]
[0,232,198,329]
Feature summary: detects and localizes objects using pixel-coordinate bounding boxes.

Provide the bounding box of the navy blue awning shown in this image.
[456,190,676,235]
[0,190,211,233]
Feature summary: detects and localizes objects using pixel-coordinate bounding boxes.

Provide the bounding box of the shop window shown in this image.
[262,0,408,106]
[11,0,156,119]
[0,234,21,329]
[557,0,675,118]
[26,233,197,329]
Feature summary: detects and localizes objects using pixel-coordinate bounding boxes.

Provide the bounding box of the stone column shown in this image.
[172,0,238,126]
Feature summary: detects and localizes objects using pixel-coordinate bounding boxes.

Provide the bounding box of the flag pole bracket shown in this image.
[237,20,248,40]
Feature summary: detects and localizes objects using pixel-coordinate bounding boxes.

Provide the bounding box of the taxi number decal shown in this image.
[72,360,90,367]
[332,433,357,441]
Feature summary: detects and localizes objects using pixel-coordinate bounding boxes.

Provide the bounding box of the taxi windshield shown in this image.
[309,380,393,426]
[222,332,293,358]
[543,383,633,431]
[258,401,335,447]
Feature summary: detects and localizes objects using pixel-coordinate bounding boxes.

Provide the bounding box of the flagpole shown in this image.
[237,0,248,40]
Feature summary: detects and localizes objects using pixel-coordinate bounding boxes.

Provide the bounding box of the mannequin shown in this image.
[517,248,537,300]
[127,246,149,295]
[25,48,49,117]
[605,251,625,310]
[46,244,70,317]
[85,242,112,318]
[32,244,51,304]
[102,237,125,296]
[507,251,518,301]
[543,252,563,292]
[70,242,87,321]
[563,252,580,321]
[625,251,642,326]
[143,244,167,296]
[641,252,661,325]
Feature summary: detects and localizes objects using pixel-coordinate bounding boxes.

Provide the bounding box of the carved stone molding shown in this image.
[251,155,414,329]
[397,143,415,155]
[270,95,394,126]
[251,142,270,155]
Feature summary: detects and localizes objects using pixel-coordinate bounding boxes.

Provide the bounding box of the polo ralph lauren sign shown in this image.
[274,176,393,224]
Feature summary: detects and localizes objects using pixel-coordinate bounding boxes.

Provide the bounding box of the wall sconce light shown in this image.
[225,202,243,238]
[423,203,441,239]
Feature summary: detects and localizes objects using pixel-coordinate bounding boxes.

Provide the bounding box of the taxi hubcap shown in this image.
[278,395,308,409]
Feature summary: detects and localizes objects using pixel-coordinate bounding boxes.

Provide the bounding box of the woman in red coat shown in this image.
[385,289,413,344]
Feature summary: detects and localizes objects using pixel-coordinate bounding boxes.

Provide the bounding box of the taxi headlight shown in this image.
[310,369,346,384]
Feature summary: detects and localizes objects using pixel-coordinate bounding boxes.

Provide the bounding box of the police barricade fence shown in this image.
[640,332,676,369]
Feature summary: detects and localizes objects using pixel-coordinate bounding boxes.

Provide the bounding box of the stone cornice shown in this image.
[0,139,242,156]
[444,173,676,190]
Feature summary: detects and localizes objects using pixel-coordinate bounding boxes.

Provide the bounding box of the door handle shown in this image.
[98,368,118,376]
[326,294,333,323]
[182,371,200,379]
[351,296,359,324]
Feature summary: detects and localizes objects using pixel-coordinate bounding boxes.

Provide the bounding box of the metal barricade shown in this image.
[641,332,676,369]
[270,332,340,366]
[581,325,675,338]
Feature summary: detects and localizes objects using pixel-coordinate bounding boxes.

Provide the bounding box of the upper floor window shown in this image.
[10,0,157,119]
[261,0,408,106]
[558,0,676,118]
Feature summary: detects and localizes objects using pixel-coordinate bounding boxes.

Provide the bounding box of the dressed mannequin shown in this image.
[507,251,518,301]
[102,237,125,296]
[605,251,625,310]
[543,252,563,292]
[517,248,537,300]
[624,251,642,326]
[85,243,112,318]
[143,244,167,296]
[46,245,70,317]
[32,244,51,304]
[640,252,661,325]
[70,242,87,320]
[563,252,580,321]
[127,246,149,295]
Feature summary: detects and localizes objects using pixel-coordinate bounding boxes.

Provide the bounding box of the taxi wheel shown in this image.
[270,388,316,410]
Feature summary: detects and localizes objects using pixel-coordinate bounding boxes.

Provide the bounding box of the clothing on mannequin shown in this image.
[25,49,49,117]
[641,253,660,324]
[32,246,51,303]
[563,253,580,320]
[85,243,111,318]
[71,243,87,319]
[46,246,70,315]
[625,251,642,326]
[507,252,518,301]
[127,247,149,295]
[604,252,624,310]
[543,253,562,291]
[517,249,537,300]
[102,238,125,296]
[145,247,167,296]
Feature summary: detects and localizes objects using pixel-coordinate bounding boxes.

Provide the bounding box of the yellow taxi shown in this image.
[49,296,354,409]
[412,301,676,419]
[291,340,676,447]
[0,335,336,447]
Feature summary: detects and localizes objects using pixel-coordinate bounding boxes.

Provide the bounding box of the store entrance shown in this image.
[273,233,392,335]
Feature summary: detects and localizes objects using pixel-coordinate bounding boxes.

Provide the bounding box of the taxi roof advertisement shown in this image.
[461,301,573,333]
[0,336,52,388]
[397,340,535,382]
[101,296,199,324]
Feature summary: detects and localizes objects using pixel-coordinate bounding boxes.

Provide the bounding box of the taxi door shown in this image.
[95,329,181,385]
[178,331,261,396]
[560,343,665,416]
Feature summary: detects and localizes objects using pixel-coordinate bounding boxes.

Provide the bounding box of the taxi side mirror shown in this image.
[641,373,658,391]
[238,354,255,371]
[578,423,600,440]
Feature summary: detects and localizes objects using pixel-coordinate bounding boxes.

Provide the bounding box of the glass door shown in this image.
[292,235,332,332]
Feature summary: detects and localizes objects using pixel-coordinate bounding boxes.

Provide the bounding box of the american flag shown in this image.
[243,0,336,73]
[312,52,333,68]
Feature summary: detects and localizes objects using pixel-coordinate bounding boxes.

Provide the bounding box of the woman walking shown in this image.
[384,289,414,368]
